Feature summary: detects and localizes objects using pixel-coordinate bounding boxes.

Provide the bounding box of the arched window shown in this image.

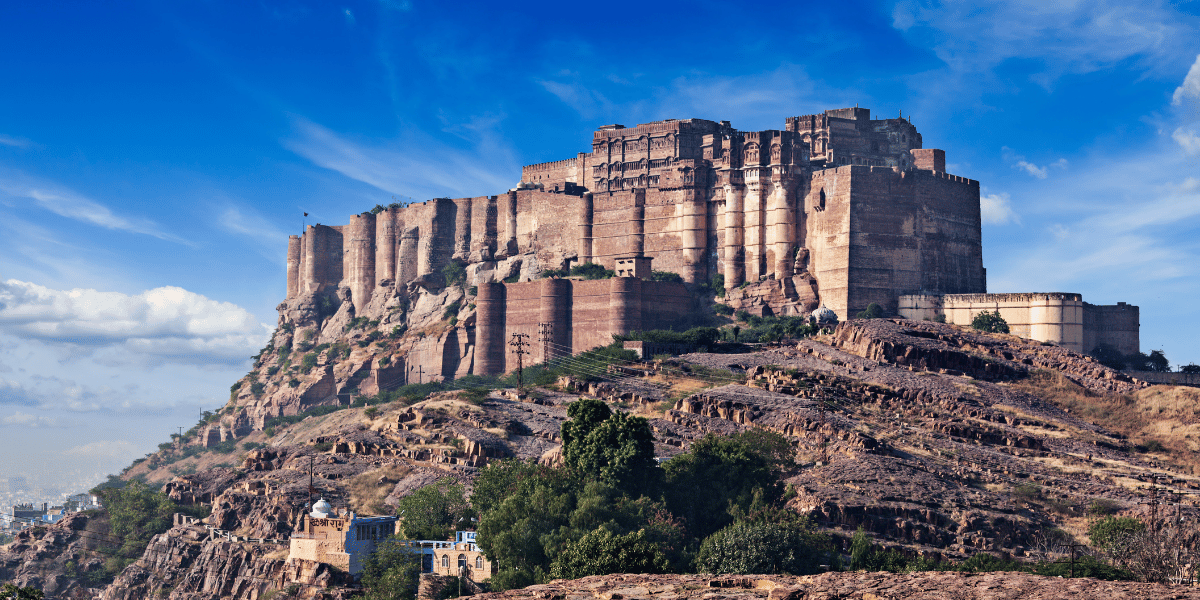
[441,555,449,568]
[458,554,467,572]
[818,188,826,211]
[475,556,483,569]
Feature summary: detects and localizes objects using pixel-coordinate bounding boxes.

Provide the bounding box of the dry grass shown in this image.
[1015,370,1200,474]
[347,464,412,515]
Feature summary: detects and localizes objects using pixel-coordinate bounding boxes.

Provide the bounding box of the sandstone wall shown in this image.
[898,292,1099,354]
[475,277,692,375]
[1083,301,1140,355]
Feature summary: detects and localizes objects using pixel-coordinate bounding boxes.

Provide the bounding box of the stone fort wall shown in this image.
[897,293,1139,355]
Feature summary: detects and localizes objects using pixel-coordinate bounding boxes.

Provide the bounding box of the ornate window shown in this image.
[744,143,759,164]
[770,144,781,162]
[476,557,484,569]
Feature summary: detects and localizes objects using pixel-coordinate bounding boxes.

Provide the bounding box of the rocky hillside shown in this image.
[472,572,1200,600]
[12,317,1200,599]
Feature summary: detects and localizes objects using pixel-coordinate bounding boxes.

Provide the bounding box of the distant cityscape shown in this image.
[0,471,109,537]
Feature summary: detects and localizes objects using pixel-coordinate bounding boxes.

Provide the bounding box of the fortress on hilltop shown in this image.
[281,107,1139,380]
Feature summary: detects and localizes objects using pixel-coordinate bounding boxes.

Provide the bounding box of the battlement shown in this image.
[523,158,577,172]
[591,118,721,139]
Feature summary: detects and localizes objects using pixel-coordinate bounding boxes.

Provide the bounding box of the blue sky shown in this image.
[1,0,1198,490]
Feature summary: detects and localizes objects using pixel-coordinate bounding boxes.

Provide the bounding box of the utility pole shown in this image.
[818,388,829,465]
[509,333,530,387]
[538,322,553,363]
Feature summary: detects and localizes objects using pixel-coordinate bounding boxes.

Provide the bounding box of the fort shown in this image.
[280,106,1139,380]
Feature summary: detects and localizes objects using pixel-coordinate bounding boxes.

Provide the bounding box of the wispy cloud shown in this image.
[539,63,861,132]
[0,168,188,244]
[0,378,42,407]
[1002,148,1068,179]
[892,0,1198,83]
[1,411,60,428]
[283,115,521,200]
[0,134,32,148]
[0,280,270,366]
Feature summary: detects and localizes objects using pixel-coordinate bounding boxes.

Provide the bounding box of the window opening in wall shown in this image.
[441,555,449,568]
[476,556,483,569]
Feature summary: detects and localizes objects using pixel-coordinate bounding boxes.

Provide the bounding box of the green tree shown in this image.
[1090,344,1127,370]
[970,310,1010,334]
[855,303,884,319]
[1088,516,1146,552]
[561,399,660,496]
[662,431,785,540]
[1147,349,1170,373]
[395,478,474,540]
[549,529,668,579]
[361,537,422,600]
[1182,364,1200,374]
[91,480,178,572]
[0,584,44,600]
[696,513,830,575]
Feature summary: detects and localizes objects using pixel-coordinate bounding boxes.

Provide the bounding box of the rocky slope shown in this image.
[471,572,1200,600]
[20,317,1200,598]
[0,512,115,599]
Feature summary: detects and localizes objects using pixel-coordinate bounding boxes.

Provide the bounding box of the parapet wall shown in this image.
[898,293,1138,355]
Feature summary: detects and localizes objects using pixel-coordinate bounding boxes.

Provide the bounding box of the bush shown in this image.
[855,303,884,319]
[650,270,683,283]
[442,261,467,288]
[711,273,725,296]
[696,515,831,575]
[971,310,1010,334]
[570,263,614,280]
[300,352,318,371]
[1088,516,1146,552]
[550,529,668,579]
[288,378,301,388]
[713,303,734,316]
[250,382,265,398]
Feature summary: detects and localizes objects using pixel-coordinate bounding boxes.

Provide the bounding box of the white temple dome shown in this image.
[311,498,332,518]
[811,305,837,325]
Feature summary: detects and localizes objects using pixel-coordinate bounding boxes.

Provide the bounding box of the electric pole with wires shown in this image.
[538,322,554,363]
[509,333,530,387]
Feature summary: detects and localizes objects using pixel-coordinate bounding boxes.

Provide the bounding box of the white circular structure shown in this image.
[311,498,332,518]
[811,305,837,325]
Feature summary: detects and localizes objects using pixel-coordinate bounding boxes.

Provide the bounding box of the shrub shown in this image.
[300,352,319,371]
[696,515,830,575]
[971,310,1010,334]
[713,303,734,316]
[390,324,407,338]
[288,378,301,388]
[711,273,725,296]
[442,261,467,288]
[570,262,614,280]
[364,407,379,418]
[650,270,683,283]
[856,303,884,319]
[1088,516,1146,552]
[550,529,668,579]
[250,382,265,398]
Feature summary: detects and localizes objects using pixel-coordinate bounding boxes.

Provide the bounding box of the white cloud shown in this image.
[1015,160,1048,179]
[0,280,270,365]
[63,440,139,459]
[0,378,42,406]
[1004,147,1068,180]
[980,192,1018,225]
[1173,54,1200,106]
[0,168,187,243]
[892,0,1197,81]
[1173,126,1200,155]
[1,411,59,428]
[284,116,521,200]
[0,134,31,148]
